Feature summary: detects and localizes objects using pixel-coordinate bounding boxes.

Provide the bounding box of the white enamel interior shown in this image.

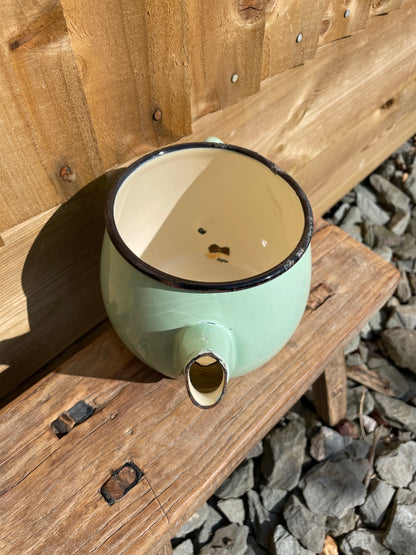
[187,356,226,408]
[113,147,305,282]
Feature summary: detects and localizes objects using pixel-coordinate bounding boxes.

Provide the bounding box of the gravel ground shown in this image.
[172,135,416,555]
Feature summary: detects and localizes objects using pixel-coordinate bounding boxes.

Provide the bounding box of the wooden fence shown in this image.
[1,0,416,397]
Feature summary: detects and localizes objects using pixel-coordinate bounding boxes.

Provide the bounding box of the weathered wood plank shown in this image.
[0,221,399,553]
[61,0,191,167]
[313,347,348,426]
[347,364,396,396]
[0,1,103,232]
[186,0,266,120]
[295,74,416,215]
[262,0,326,78]
[319,0,372,46]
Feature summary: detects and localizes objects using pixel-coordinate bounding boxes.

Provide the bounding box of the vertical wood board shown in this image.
[186,0,266,121]
[62,0,192,167]
[262,0,326,78]
[0,1,103,232]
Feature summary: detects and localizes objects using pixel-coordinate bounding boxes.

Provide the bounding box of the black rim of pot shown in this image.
[105,142,314,292]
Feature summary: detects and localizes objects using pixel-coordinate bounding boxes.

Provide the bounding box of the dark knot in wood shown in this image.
[380,98,395,110]
[372,0,388,9]
[238,0,265,22]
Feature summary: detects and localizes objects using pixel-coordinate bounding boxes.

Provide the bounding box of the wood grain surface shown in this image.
[186,0,266,120]
[0,1,103,230]
[0,3,415,398]
[262,0,326,78]
[318,0,372,46]
[0,220,399,554]
[313,347,348,426]
[61,0,192,167]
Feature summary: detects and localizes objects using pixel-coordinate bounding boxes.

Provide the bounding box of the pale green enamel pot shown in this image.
[100,142,313,408]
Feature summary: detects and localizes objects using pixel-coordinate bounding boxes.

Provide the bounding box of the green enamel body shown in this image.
[101,232,311,379]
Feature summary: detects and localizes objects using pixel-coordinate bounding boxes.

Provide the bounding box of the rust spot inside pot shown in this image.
[208,244,230,256]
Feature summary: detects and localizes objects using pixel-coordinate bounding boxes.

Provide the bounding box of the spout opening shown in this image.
[185,354,228,409]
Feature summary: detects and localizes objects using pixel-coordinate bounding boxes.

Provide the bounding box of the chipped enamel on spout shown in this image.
[101,141,313,409]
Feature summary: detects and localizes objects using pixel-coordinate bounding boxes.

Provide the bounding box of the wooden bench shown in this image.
[0,218,399,554]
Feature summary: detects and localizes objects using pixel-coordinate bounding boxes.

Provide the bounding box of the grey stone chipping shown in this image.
[383,489,416,555]
[199,523,249,555]
[359,477,395,527]
[309,426,352,461]
[217,498,245,526]
[214,459,254,499]
[374,393,416,432]
[270,525,314,555]
[173,539,194,555]
[282,494,326,553]
[175,503,210,538]
[381,328,416,373]
[300,456,369,518]
[339,529,390,555]
[261,413,306,490]
[375,441,416,487]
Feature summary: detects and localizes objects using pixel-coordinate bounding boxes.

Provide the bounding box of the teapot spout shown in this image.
[186,354,228,408]
[177,323,233,409]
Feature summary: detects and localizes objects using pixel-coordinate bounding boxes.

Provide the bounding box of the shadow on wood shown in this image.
[0,169,127,401]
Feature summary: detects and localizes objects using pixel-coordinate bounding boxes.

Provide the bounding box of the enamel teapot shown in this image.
[100,140,313,408]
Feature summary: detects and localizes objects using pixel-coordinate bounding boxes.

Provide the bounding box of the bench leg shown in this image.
[312,347,347,426]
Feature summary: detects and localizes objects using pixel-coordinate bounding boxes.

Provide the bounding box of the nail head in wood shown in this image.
[153,108,162,121]
[59,165,75,182]
[231,73,239,83]
[296,33,303,43]
[344,9,350,18]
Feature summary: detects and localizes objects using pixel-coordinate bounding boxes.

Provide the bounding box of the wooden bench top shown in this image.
[0,219,399,554]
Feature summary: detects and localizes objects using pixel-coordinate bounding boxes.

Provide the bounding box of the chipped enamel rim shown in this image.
[105,142,314,292]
